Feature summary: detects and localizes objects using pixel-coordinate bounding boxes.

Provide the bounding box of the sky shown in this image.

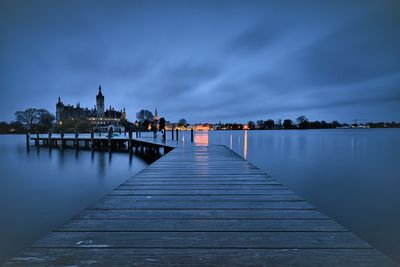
[0,0,399,124]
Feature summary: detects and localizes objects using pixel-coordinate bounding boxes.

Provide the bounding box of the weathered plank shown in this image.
[97,194,303,202]
[89,200,315,210]
[118,185,286,190]
[109,189,293,195]
[76,209,330,219]
[55,218,346,232]
[4,248,397,267]
[31,231,366,248]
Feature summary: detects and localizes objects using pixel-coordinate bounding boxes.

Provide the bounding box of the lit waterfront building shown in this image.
[56,85,127,132]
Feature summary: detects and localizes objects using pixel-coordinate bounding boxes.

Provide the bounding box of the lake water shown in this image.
[0,135,148,264]
[0,129,399,263]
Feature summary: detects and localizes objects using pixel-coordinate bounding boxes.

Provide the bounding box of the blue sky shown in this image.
[1,0,399,123]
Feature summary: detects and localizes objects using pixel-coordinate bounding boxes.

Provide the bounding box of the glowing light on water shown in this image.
[194,132,209,146]
[244,130,248,160]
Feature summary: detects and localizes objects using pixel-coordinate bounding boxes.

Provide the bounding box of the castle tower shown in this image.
[122,108,126,121]
[96,85,105,118]
[154,108,158,121]
[56,97,64,123]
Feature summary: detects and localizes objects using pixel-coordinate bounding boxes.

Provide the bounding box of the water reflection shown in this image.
[244,130,248,160]
[98,151,106,177]
[0,135,148,264]
[108,151,112,165]
[194,131,209,146]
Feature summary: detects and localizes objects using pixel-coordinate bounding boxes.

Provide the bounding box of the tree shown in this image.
[276,119,282,129]
[6,121,25,133]
[331,120,341,128]
[256,120,265,129]
[38,109,55,128]
[15,108,55,131]
[296,115,309,129]
[15,108,40,129]
[159,117,166,130]
[136,109,154,131]
[265,119,275,129]
[136,109,154,122]
[283,119,294,129]
[247,121,256,130]
[178,118,188,127]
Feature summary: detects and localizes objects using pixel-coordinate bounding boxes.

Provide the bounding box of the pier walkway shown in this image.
[4,142,398,266]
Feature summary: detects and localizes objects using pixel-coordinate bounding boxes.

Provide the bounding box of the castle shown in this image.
[56,85,126,129]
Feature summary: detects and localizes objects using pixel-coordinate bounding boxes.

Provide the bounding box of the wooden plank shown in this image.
[124,178,279,183]
[97,195,303,202]
[123,179,280,184]
[109,189,293,195]
[76,209,330,219]
[89,201,315,210]
[118,185,286,190]
[56,219,346,232]
[31,232,367,248]
[4,248,397,267]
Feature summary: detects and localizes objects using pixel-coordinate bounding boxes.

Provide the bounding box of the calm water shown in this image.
[0,135,147,264]
[182,129,400,263]
[1,130,399,263]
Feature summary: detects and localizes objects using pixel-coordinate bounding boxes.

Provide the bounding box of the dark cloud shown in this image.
[224,20,286,55]
[294,7,400,87]
[1,0,399,123]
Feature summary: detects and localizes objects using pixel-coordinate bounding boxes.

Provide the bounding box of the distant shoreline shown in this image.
[1,127,399,135]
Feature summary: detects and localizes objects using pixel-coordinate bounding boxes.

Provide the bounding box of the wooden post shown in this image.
[60,131,64,149]
[128,129,132,151]
[90,129,94,149]
[191,128,194,142]
[108,128,112,149]
[119,128,122,135]
[176,129,179,141]
[36,132,39,146]
[26,132,30,147]
[171,129,174,140]
[48,129,52,147]
[74,129,79,148]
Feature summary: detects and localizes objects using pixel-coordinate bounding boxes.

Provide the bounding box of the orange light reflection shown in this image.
[194,132,209,146]
[244,129,248,159]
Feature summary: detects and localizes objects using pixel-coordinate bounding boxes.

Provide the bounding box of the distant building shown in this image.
[56,85,127,132]
[96,87,105,118]
[151,108,159,130]
[193,124,213,131]
[165,121,176,130]
[56,98,96,122]
[154,108,158,121]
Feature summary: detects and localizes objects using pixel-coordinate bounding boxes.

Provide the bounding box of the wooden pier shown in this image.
[27,133,175,155]
[4,140,398,266]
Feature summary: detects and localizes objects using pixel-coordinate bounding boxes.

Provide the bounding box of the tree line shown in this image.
[246,116,400,130]
[1,109,399,134]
